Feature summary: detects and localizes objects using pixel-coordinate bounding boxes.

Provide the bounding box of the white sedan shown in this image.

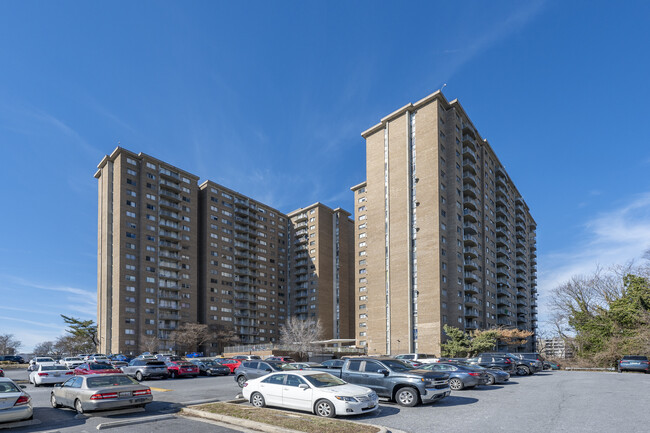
[29,364,73,387]
[242,370,378,418]
[59,357,84,369]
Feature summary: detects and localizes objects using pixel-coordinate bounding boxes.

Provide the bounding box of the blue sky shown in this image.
[1,1,650,352]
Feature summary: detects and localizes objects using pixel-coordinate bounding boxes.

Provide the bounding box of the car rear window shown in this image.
[622,356,648,361]
[0,382,21,393]
[42,365,68,371]
[87,376,137,387]
[145,361,166,366]
[89,363,114,370]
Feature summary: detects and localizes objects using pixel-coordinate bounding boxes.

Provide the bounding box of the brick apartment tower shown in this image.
[352,91,538,356]
[96,147,354,356]
[287,203,355,341]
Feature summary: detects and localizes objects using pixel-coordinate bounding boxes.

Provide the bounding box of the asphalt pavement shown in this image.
[2,368,649,433]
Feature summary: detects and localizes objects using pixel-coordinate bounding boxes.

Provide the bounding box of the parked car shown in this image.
[121,360,169,381]
[265,356,296,363]
[0,355,25,364]
[546,361,561,370]
[312,357,450,407]
[87,355,111,364]
[29,364,74,387]
[232,355,262,361]
[0,368,3,377]
[0,377,32,423]
[188,360,230,376]
[618,355,650,373]
[470,364,511,385]
[110,361,128,369]
[156,354,184,363]
[59,357,85,369]
[108,354,132,363]
[166,361,199,378]
[290,362,324,370]
[185,352,203,358]
[50,374,152,414]
[318,359,345,369]
[422,362,490,390]
[508,353,544,372]
[29,357,56,367]
[136,354,158,360]
[235,361,297,387]
[74,363,122,375]
[242,370,379,418]
[466,356,516,373]
[394,354,439,364]
[479,353,539,375]
[215,358,241,374]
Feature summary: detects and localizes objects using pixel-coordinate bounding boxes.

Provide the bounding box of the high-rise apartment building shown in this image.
[352,91,537,356]
[287,204,355,341]
[96,147,354,356]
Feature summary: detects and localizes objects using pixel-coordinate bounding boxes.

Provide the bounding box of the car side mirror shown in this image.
[379,369,389,376]
[265,368,272,372]
[299,384,309,390]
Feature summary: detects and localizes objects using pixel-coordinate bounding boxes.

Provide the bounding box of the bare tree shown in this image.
[279,317,323,360]
[33,341,56,356]
[141,335,161,354]
[0,334,22,355]
[170,323,214,354]
[496,327,534,348]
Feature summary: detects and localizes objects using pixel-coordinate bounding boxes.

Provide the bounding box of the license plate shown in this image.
[54,373,60,377]
[131,398,147,403]
[119,392,131,397]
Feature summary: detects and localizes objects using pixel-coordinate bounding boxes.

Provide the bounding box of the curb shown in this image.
[182,400,390,433]
[0,419,41,430]
[96,414,176,430]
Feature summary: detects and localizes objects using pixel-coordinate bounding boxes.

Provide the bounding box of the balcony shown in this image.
[159,199,180,210]
[160,209,180,221]
[463,196,478,209]
[159,312,180,320]
[463,234,478,245]
[463,222,478,234]
[462,158,476,173]
[294,213,308,222]
[464,259,478,269]
[496,277,510,287]
[465,320,478,329]
[464,284,479,294]
[496,174,506,187]
[495,194,507,207]
[495,205,507,217]
[465,308,479,318]
[497,318,513,326]
[294,236,308,245]
[464,272,480,283]
[159,188,181,201]
[497,286,511,296]
[463,184,478,198]
[464,295,479,305]
[463,146,477,162]
[159,280,179,290]
[463,172,477,185]
[463,247,478,258]
[463,208,478,221]
[158,291,179,300]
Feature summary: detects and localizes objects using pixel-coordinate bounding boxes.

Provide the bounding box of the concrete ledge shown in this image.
[564,367,615,371]
[182,400,390,433]
[75,407,145,419]
[96,414,176,430]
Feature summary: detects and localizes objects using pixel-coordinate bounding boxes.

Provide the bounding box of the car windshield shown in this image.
[66,357,82,361]
[37,357,54,362]
[381,360,414,371]
[304,373,347,387]
[42,365,68,371]
[87,376,137,387]
[89,363,114,370]
[269,362,297,371]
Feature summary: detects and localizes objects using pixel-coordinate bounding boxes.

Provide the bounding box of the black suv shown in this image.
[0,355,25,363]
[467,356,516,373]
[234,360,297,387]
[479,353,539,375]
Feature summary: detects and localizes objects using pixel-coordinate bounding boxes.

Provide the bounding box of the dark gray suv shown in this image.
[234,360,297,387]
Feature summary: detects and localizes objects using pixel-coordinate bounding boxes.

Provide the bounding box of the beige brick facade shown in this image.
[353,91,538,356]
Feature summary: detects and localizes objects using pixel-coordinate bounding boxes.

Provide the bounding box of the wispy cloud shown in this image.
[3,275,97,300]
[537,192,650,329]
[435,0,547,84]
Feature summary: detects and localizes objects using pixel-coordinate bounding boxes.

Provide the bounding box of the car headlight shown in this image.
[335,396,359,402]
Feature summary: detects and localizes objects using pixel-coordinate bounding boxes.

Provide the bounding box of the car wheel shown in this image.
[34,381,39,388]
[50,393,60,408]
[517,365,530,376]
[251,392,266,408]
[395,387,419,407]
[485,374,496,386]
[315,399,336,417]
[237,376,247,388]
[170,371,177,379]
[449,378,464,391]
[135,371,143,381]
[75,399,84,414]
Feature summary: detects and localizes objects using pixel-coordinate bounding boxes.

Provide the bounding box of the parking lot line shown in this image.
[150,386,173,392]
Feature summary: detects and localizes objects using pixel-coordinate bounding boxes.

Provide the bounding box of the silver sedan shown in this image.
[50,374,153,414]
[0,377,32,423]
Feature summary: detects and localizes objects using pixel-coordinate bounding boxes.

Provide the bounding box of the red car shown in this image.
[216,359,241,374]
[0,368,4,377]
[166,361,199,378]
[73,362,122,375]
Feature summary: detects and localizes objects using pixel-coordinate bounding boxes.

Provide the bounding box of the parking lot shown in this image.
[2,368,649,433]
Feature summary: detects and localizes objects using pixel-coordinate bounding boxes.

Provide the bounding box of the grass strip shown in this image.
[191,402,380,433]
